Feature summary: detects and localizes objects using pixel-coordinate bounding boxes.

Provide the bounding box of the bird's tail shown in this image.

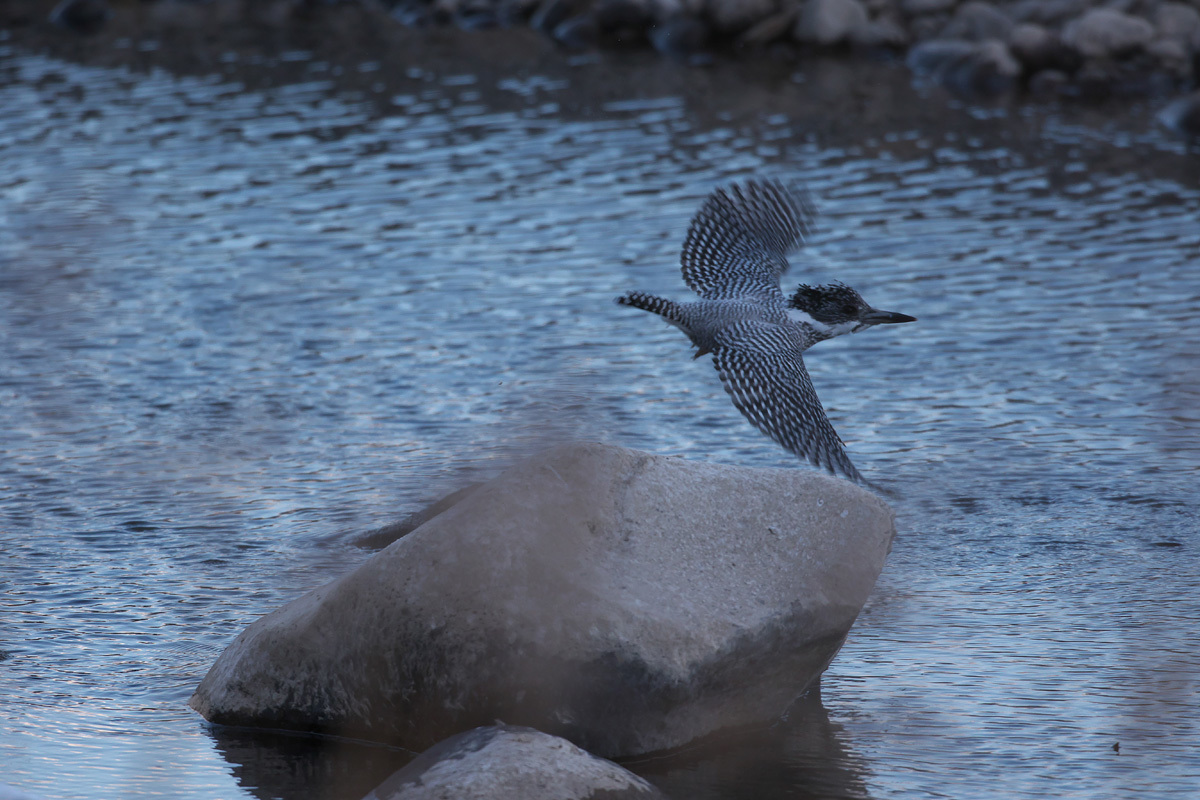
[615,292,686,327]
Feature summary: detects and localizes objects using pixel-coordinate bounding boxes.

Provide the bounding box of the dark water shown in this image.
[2,24,1199,800]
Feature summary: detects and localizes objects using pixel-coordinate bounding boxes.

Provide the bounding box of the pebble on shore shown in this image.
[372,0,1200,99]
[36,0,1200,112]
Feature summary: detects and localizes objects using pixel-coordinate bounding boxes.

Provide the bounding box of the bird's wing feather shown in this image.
[680,179,817,301]
[712,322,864,483]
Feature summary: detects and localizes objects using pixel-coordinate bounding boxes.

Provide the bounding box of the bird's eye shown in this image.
[841,304,857,316]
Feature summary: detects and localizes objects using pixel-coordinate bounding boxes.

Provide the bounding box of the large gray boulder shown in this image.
[363,725,665,800]
[190,443,894,757]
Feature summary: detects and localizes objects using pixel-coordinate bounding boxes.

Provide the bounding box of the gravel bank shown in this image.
[11,0,1198,111]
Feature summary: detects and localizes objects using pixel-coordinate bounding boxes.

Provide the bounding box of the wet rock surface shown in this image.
[189,443,895,757]
[362,725,666,800]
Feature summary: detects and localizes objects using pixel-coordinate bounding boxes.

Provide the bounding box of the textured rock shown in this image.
[1062,9,1154,59]
[940,1,1012,42]
[190,443,894,757]
[363,726,666,800]
[794,0,868,45]
[907,38,1020,93]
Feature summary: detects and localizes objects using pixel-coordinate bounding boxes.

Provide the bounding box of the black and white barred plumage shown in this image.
[617,178,915,486]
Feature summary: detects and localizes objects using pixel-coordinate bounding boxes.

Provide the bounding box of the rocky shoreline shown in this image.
[20,0,1200,119]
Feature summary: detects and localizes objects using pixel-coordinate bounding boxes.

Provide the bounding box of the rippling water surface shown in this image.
[2,29,1198,800]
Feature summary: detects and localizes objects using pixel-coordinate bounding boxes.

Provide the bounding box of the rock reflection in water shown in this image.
[631,691,869,800]
[208,726,414,800]
[207,691,867,800]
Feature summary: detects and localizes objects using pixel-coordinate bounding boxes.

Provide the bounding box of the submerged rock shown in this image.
[363,725,665,800]
[190,443,894,757]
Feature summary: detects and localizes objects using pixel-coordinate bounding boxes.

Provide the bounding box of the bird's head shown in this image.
[787,282,916,339]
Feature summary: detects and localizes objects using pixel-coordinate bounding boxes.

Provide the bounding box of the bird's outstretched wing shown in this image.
[711,321,864,483]
[680,178,816,301]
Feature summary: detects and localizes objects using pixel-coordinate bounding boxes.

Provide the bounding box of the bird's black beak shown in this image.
[859,308,917,325]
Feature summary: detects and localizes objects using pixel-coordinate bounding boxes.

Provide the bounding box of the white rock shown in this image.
[794,0,868,44]
[363,725,665,800]
[190,443,894,758]
[1062,8,1155,59]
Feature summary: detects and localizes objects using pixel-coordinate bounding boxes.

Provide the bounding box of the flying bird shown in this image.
[616,178,915,485]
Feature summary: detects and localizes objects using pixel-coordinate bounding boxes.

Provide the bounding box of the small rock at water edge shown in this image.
[363,725,666,800]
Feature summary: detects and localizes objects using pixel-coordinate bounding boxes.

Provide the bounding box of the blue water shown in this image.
[1,33,1198,800]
